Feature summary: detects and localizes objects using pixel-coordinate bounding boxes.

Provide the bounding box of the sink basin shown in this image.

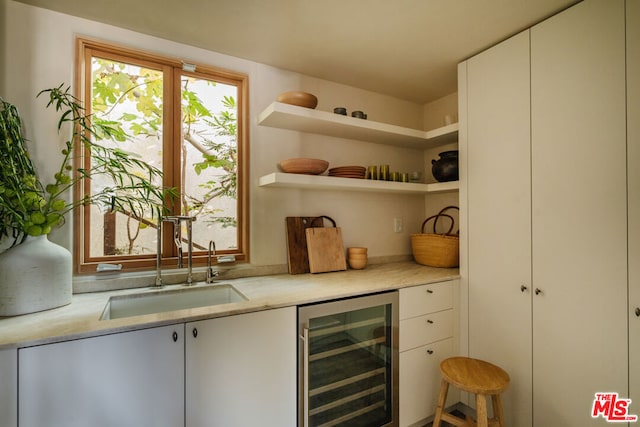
[101,284,248,320]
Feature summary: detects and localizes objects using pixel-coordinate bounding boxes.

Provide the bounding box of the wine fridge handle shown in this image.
[302,327,310,427]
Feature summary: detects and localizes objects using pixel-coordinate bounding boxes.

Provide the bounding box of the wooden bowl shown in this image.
[277,91,318,109]
[347,247,368,254]
[348,258,367,270]
[279,158,329,175]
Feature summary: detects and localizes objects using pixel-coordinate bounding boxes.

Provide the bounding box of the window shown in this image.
[75,38,249,273]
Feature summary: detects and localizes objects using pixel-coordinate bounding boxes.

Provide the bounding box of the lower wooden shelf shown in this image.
[258,173,459,194]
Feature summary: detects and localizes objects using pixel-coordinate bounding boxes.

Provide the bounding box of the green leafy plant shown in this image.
[89,59,239,249]
[0,84,173,248]
[189,95,238,228]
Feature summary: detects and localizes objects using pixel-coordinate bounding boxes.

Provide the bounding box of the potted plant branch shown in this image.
[0,84,172,316]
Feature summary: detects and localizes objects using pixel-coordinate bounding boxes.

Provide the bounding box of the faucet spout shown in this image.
[206,240,219,284]
[158,215,197,286]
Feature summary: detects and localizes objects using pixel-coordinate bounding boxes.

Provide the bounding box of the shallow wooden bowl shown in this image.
[279,158,329,175]
[277,91,318,109]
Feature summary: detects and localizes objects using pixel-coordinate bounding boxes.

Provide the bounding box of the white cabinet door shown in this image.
[399,338,454,427]
[185,307,296,427]
[628,0,640,407]
[0,348,17,427]
[462,30,533,427]
[19,325,185,427]
[530,1,627,425]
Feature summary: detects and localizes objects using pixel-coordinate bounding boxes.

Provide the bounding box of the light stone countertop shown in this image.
[0,262,459,350]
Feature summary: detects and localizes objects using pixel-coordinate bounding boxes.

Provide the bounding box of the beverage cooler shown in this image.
[298,291,399,427]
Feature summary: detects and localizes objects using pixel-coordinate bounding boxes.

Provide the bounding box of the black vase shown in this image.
[431,150,459,182]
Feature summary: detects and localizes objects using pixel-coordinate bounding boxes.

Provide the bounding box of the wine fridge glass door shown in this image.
[299,291,399,427]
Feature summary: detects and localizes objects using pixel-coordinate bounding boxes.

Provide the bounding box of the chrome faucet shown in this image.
[155,215,197,287]
[206,240,219,284]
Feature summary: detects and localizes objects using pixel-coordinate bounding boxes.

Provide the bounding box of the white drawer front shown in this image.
[399,281,455,320]
[400,309,454,352]
[399,338,455,427]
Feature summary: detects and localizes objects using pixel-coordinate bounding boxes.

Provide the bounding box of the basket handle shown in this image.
[310,215,337,228]
[421,214,454,235]
[434,206,459,235]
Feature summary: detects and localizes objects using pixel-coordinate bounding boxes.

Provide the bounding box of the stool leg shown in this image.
[476,394,488,427]
[491,394,506,427]
[432,379,450,427]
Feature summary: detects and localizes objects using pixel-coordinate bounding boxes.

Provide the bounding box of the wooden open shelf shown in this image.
[258,173,459,194]
[258,102,459,149]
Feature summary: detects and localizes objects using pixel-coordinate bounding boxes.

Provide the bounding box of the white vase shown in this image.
[0,235,72,316]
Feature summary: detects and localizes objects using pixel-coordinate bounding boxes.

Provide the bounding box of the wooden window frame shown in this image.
[74,37,250,274]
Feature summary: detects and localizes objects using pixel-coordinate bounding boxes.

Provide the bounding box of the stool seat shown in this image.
[440,357,510,395]
[433,357,510,427]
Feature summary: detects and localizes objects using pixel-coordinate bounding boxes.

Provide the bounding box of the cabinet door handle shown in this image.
[301,327,310,427]
[520,285,528,293]
[535,288,543,295]
[192,328,198,338]
[427,319,434,324]
[426,289,434,294]
[427,349,434,355]
[635,307,640,317]
[172,331,178,342]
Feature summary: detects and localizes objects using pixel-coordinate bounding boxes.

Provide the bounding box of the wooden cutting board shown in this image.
[306,221,347,274]
[285,217,324,274]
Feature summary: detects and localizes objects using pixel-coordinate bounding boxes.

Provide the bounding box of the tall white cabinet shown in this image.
[459,1,628,426]
[460,30,533,426]
[629,0,640,408]
[530,2,627,425]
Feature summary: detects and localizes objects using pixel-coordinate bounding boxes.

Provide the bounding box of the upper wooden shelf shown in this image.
[257,102,459,149]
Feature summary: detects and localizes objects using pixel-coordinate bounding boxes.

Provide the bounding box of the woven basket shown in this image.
[411,206,459,268]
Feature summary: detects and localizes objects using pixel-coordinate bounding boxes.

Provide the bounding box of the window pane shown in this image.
[77,39,249,271]
[180,75,238,252]
[89,57,164,258]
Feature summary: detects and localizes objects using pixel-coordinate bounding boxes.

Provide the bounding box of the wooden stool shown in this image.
[433,357,510,427]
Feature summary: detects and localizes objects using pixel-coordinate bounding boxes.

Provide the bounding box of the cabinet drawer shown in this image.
[400,309,454,352]
[399,338,456,427]
[399,281,454,320]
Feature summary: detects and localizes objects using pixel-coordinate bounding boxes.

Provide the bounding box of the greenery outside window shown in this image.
[76,38,249,273]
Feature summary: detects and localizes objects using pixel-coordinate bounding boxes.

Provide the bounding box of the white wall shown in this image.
[3,1,437,269]
[423,92,458,132]
[0,0,7,94]
[422,94,460,227]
